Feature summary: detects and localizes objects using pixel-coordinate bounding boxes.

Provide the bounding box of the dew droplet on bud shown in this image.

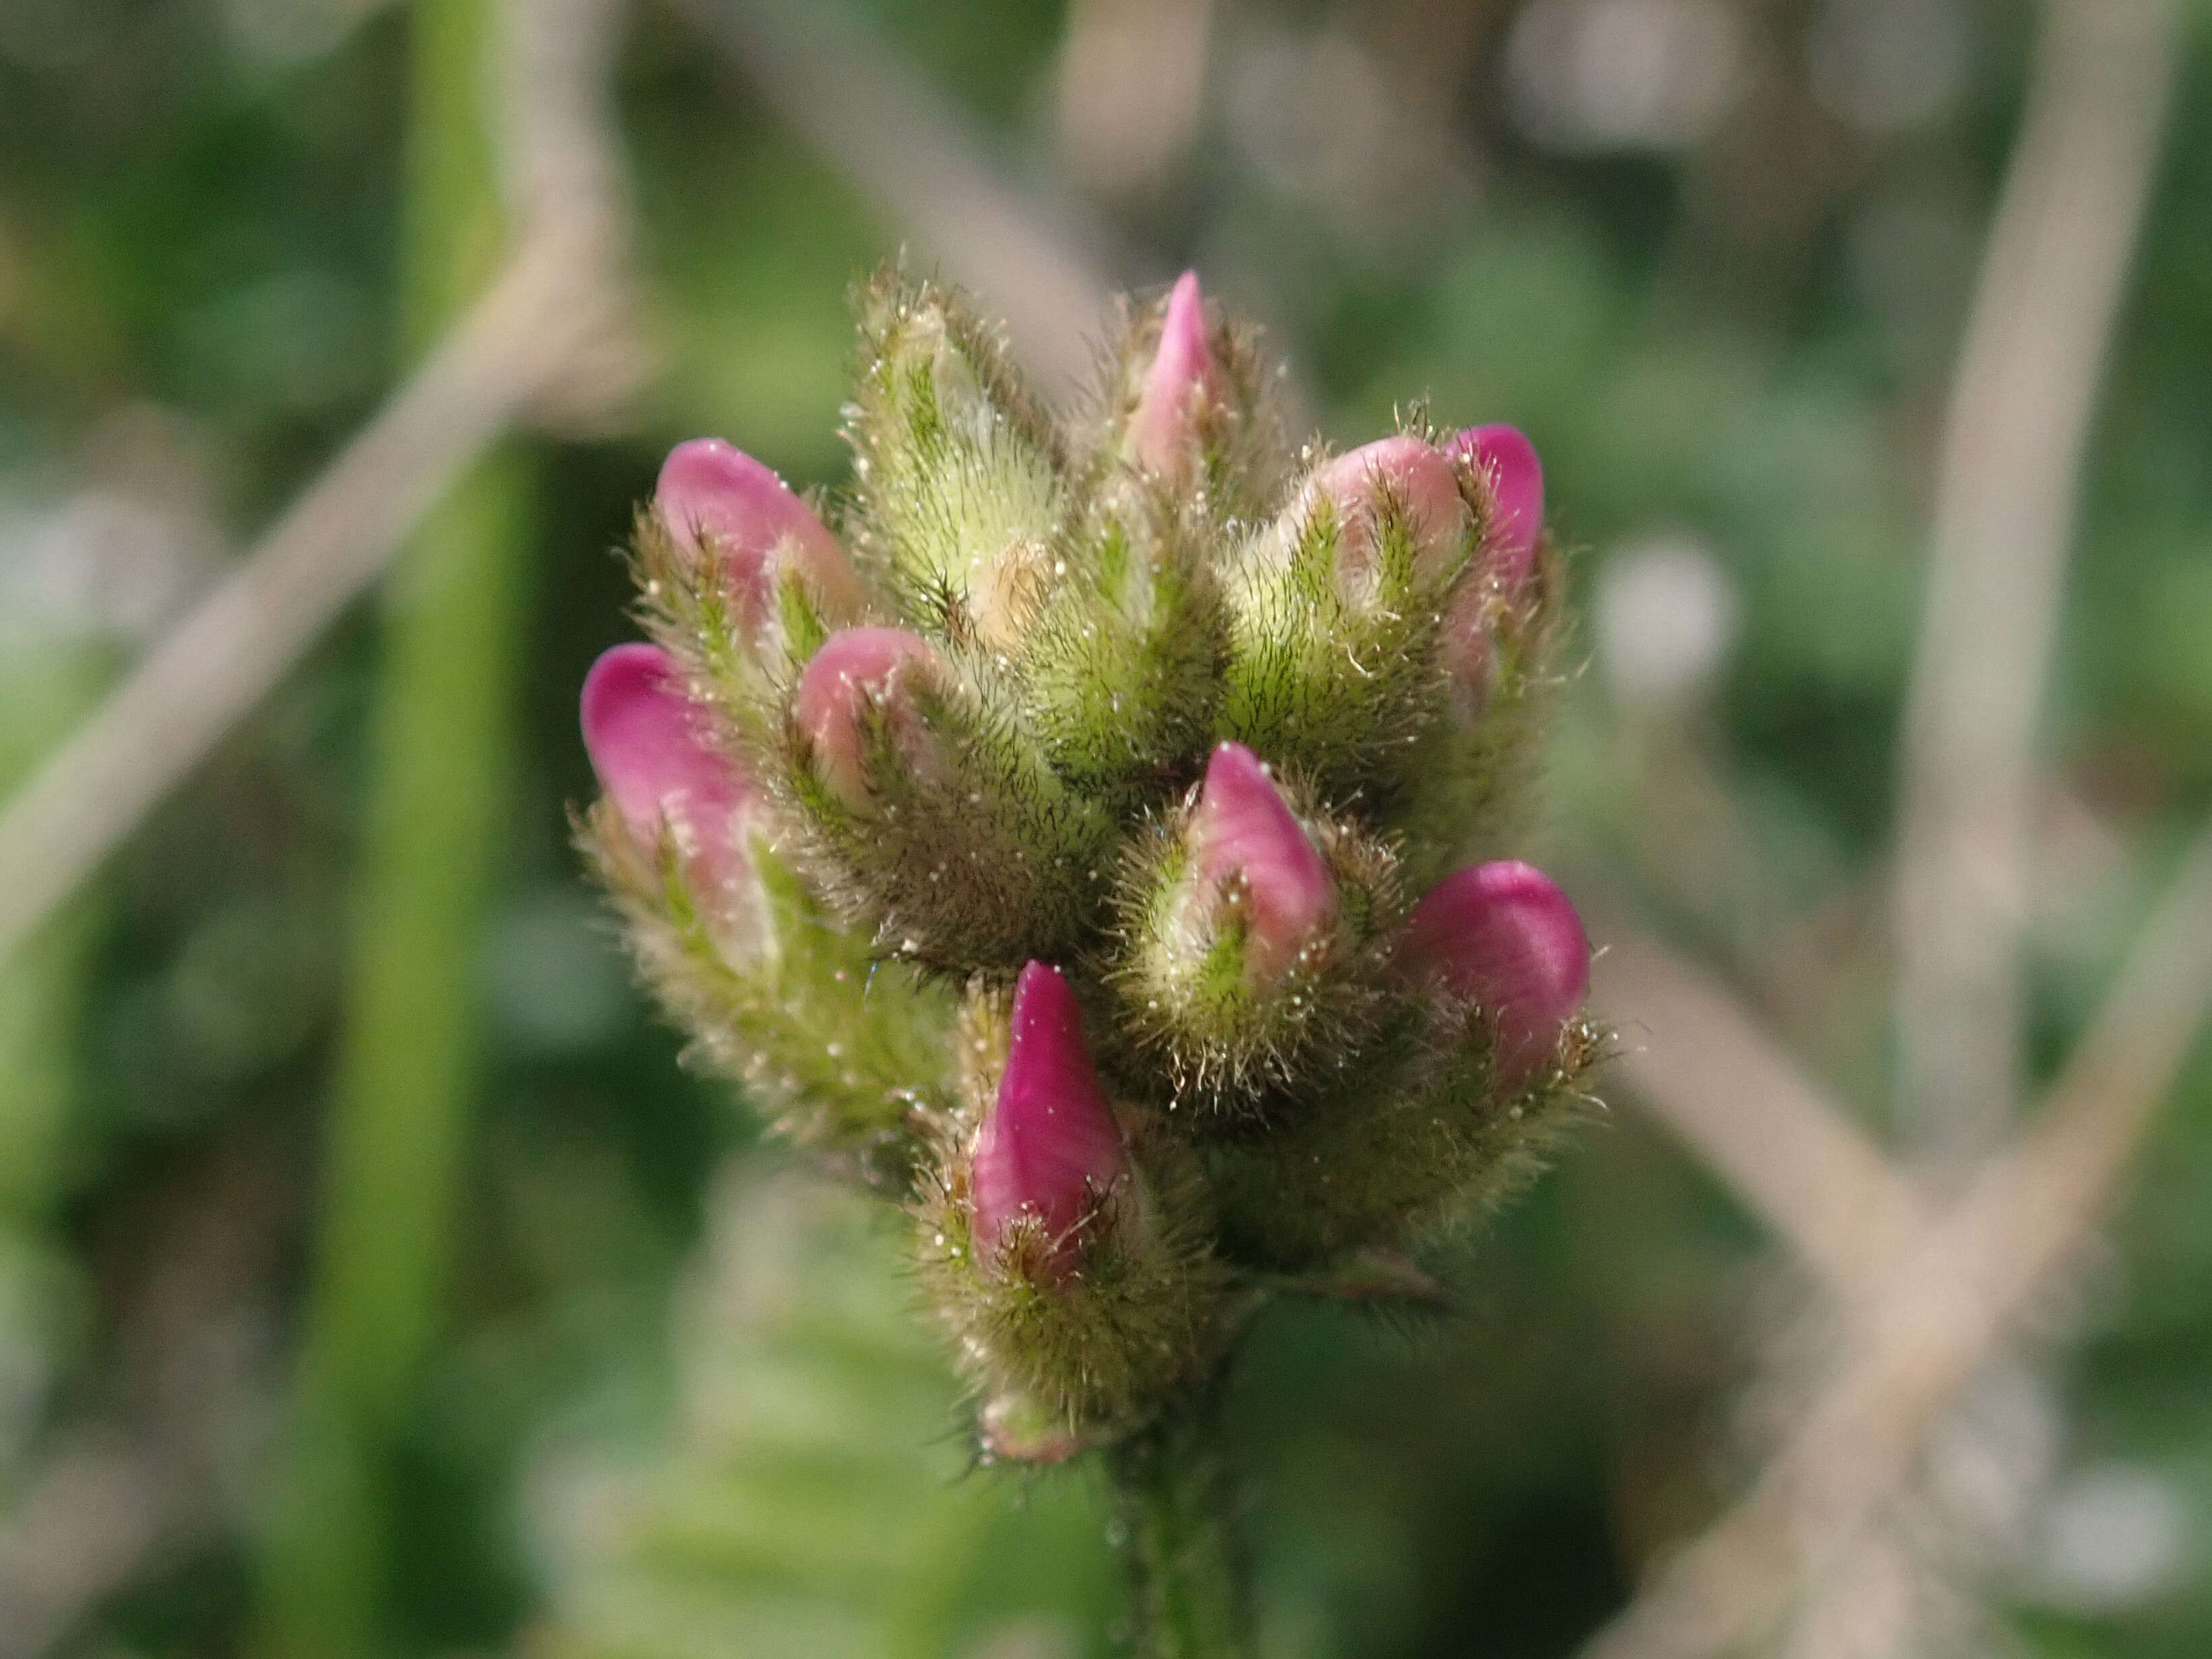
[979,1390,1085,1465]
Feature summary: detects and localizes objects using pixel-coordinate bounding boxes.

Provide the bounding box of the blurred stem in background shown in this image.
[0,646,113,1475]
[254,0,534,1653]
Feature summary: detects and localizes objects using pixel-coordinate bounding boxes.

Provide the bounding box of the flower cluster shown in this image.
[579,270,1601,1459]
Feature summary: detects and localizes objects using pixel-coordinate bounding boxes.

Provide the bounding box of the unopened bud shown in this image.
[656,437,868,633]
[1126,270,1219,481]
[1398,861,1590,1084]
[979,1389,1087,1465]
[792,627,944,809]
[1445,424,1544,589]
[1303,434,1469,593]
[1225,436,1476,800]
[970,962,1130,1279]
[1186,743,1337,981]
[848,286,1061,649]
[580,643,752,898]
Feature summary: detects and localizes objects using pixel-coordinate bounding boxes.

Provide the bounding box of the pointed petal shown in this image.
[1126,270,1218,478]
[970,962,1129,1275]
[1188,743,1337,979]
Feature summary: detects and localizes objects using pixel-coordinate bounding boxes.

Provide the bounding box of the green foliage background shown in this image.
[3,1,2211,1655]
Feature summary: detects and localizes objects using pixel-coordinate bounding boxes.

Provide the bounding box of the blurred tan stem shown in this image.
[1585,7,2184,1651]
[254,0,532,1652]
[1594,933,1925,1318]
[1584,814,2212,1659]
[0,237,586,974]
[0,0,629,978]
[1054,0,1213,205]
[1892,0,2178,1162]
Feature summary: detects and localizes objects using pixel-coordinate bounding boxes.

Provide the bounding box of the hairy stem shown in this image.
[1107,1384,1254,1659]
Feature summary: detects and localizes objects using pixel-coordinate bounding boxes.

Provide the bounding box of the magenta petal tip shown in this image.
[1399,861,1590,1083]
[654,437,864,623]
[1189,743,1337,979]
[580,643,749,883]
[1308,434,1469,587]
[970,962,1130,1277]
[1127,270,1218,477]
[1446,424,1544,587]
[792,627,941,808]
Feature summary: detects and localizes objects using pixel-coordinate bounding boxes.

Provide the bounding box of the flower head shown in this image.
[585,271,1601,1459]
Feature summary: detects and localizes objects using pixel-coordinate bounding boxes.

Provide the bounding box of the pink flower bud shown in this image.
[1398,861,1590,1084]
[970,962,1130,1279]
[655,438,867,630]
[1187,743,1337,980]
[1445,424,1544,589]
[1304,434,1469,591]
[580,643,751,895]
[1126,270,1219,479]
[792,627,943,809]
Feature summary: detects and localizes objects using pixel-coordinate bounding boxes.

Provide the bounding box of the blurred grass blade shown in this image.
[0,646,113,1474]
[254,0,535,1652]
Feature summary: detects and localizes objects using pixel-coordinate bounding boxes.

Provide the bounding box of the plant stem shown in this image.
[0,645,111,1470]
[1107,1385,1255,1659]
[255,1,530,1653]
[0,644,110,1225]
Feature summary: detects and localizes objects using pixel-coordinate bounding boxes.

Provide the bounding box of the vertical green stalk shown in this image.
[256,1,531,1654]
[1107,1385,1255,1659]
[0,646,111,1474]
[0,646,112,1216]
